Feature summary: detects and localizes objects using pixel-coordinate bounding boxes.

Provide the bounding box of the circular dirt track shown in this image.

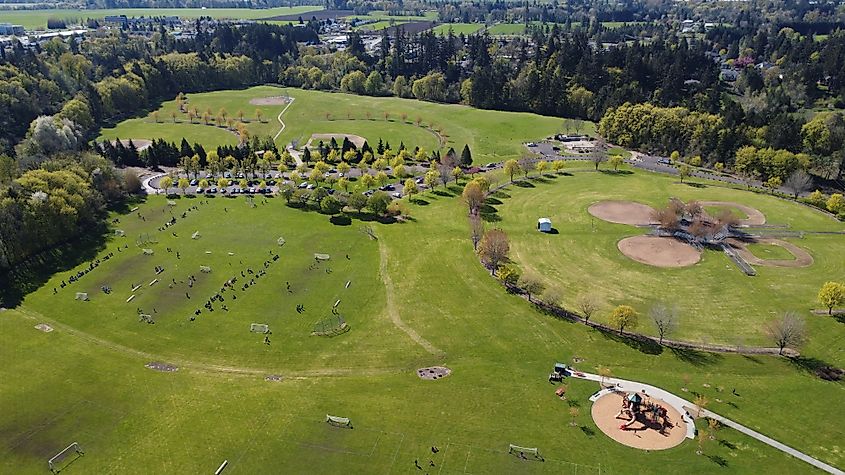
[249,96,290,106]
[618,236,701,268]
[591,392,687,450]
[699,201,766,226]
[727,238,813,268]
[588,201,656,226]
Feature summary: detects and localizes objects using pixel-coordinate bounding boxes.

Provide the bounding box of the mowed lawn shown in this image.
[430,22,484,35]
[491,164,845,349]
[1,188,843,473]
[99,86,573,163]
[0,6,321,30]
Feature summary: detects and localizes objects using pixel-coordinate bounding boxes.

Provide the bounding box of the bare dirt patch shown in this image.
[588,200,656,226]
[618,236,701,268]
[34,323,53,332]
[727,238,812,268]
[699,201,765,225]
[417,366,451,380]
[307,133,366,149]
[249,96,291,106]
[591,391,687,450]
[145,362,178,372]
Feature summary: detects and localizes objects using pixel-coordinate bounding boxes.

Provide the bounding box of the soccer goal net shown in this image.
[48,442,83,472]
[508,444,541,459]
[312,315,349,336]
[74,292,89,301]
[250,323,269,334]
[326,414,352,428]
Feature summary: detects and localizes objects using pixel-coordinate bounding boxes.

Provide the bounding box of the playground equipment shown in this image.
[548,362,568,382]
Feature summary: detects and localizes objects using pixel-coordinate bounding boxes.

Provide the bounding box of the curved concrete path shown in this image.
[570,370,843,474]
[141,172,166,195]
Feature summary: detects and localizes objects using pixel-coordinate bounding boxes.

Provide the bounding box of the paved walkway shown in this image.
[272,96,295,142]
[141,172,166,195]
[570,370,843,475]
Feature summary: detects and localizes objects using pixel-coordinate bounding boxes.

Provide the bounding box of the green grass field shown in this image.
[352,20,408,31]
[746,242,797,261]
[430,22,484,35]
[349,11,437,21]
[2,170,843,473]
[0,6,321,30]
[99,86,577,163]
[491,165,845,349]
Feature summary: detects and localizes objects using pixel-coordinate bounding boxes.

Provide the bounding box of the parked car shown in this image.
[196,188,204,194]
[391,192,402,198]
[527,142,537,147]
[190,179,198,186]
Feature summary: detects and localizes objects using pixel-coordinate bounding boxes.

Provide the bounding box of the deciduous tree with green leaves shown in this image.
[818,281,845,315]
[609,305,639,333]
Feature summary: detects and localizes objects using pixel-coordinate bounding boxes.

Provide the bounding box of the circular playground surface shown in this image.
[588,201,656,226]
[591,391,687,451]
[727,238,813,268]
[249,96,291,106]
[699,201,766,226]
[617,236,701,268]
[417,366,451,380]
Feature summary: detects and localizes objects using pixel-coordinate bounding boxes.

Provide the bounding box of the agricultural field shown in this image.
[348,11,437,22]
[492,163,845,348]
[1,170,843,473]
[430,22,484,36]
[351,20,408,31]
[98,86,574,164]
[0,6,321,30]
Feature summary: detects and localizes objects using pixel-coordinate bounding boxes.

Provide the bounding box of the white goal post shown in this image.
[48,442,83,472]
[508,444,539,457]
[326,414,352,428]
[250,323,269,334]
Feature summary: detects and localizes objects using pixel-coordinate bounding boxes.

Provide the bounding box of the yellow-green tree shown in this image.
[818,281,845,315]
[337,162,351,176]
[827,193,845,214]
[159,176,173,194]
[536,160,549,175]
[403,178,418,201]
[504,159,521,183]
[609,305,639,333]
[217,178,229,189]
[360,173,375,189]
[178,177,189,194]
[609,155,623,171]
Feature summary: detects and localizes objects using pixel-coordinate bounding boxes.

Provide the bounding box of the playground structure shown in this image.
[589,388,688,450]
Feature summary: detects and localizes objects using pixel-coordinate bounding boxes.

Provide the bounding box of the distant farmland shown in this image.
[263,9,352,22]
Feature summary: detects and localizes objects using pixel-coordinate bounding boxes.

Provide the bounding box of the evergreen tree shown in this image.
[461,144,473,167]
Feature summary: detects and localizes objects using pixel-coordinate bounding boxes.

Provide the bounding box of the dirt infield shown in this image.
[728,238,813,268]
[591,392,687,450]
[618,236,701,268]
[307,133,366,149]
[588,200,656,226]
[699,201,766,225]
[249,96,291,106]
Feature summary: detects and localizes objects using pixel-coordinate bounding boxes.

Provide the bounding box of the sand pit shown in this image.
[417,366,451,380]
[588,201,657,226]
[618,236,701,267]
[307,133,366,149]
[591,391,687,450]
[249,96,290,106]
[699,201,765,226]
[727,238,813,268]
[145,362,178,372]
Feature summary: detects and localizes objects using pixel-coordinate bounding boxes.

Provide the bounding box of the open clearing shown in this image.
[0,6,322,30]
[1,170,843,472]
[495,165,845,345]
[99,86,571,163]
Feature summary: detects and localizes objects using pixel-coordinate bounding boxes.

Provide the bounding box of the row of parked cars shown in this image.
[195,187,274,195]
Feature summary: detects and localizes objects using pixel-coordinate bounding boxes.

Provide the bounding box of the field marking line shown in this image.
[388,431,406,471]
[378,240,444,357]
[273,97,295,142]
[12,306,408,379]
[437,440,450,475]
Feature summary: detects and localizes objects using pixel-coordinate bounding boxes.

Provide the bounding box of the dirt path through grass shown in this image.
[378,241,444,357]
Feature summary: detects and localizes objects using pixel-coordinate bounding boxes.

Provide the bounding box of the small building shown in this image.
[0,23,24,35]
[537,218,552,232]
